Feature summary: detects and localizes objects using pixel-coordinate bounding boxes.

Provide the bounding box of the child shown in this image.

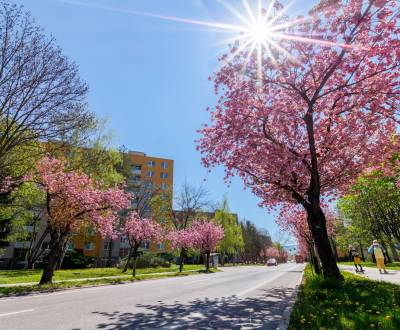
[348,245,364,272]
[368,240,388,274]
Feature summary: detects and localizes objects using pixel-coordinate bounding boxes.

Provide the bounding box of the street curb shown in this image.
[276,268,304,330]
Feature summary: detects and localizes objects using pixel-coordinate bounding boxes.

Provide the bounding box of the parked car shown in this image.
[266,258,278,266]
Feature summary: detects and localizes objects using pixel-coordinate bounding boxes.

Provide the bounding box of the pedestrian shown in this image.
[348,244,364,273]
[368,240,388,274]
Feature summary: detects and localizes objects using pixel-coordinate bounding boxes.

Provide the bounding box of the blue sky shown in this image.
[17,0,316,241]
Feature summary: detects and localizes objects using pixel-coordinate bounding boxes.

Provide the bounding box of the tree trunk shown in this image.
[56,239,69,270]
[307,205,343,280]
[205,251,210,272]
[359,241,365,261]
[122,248,133,273]
[309,244,321,275]
[388,240,399,262]
[330,238,339,262]
[106,240,114,267]
[179,248,186,273]
[381,241,392,263]
[39,231,66,285]
[220,251,225,266]
[132,246,139,277]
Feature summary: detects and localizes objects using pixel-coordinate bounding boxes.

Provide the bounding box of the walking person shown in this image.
[348,244,364,273]
[368,240,388,274]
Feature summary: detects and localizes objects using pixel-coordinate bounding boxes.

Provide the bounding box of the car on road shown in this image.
[266,258,278,266]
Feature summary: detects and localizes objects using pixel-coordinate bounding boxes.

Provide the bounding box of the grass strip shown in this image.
[288,264,400,330]
[0,264,204,285]
[338,261,400,270]
[0,268,219,297]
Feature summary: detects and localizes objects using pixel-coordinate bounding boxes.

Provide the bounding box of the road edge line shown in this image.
[276,265,305,330]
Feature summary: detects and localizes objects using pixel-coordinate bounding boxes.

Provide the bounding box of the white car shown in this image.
[266,258,278,266]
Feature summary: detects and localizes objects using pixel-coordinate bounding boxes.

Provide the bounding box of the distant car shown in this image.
[266,258,278,266]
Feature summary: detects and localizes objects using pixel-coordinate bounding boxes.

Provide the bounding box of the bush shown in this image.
[61,249,95,269]
[117,252,171,269]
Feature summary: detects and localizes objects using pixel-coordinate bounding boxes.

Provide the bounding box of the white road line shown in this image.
[0,309,34,317]
[236,264,301,297]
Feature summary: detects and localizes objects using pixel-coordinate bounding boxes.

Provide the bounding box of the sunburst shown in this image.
[62,0,353,81]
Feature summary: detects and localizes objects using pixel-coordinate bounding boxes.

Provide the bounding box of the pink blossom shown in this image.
[198,0,400,210]
[36,156,131,238]
[122,211,163,245]
[190,219,224,253]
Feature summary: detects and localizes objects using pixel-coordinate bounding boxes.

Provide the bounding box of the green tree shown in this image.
[215,198,244,266]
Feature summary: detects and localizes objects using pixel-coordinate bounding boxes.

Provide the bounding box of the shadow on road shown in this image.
[92,287,296,329]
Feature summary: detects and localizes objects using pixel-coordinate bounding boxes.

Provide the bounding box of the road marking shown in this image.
[0,309,34,317]
[236,264,301,297]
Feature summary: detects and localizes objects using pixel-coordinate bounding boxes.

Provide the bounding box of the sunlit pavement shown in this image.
[338,264,400,285]
[0,263,304,330]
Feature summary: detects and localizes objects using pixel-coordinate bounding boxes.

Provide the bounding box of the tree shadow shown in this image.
[93,287,296,329]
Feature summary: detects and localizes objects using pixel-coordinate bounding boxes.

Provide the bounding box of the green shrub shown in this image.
[61,249,94,269]
[117,252,171,269]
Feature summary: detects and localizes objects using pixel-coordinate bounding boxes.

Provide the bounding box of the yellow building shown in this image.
[73,150,174,263]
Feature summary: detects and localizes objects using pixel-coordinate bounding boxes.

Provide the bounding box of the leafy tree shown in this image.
[121,211,162,276]
[215,199,244,265]
[198,0,400,279]
[0,1,94,184]
[173,182,211,272]
[33,156,130,284]
[337,171,400,261]
[240,220,272,263]
[191,219,224,272]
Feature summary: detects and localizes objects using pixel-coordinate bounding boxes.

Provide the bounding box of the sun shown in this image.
[248,22,271,44]
[64,0,353,81]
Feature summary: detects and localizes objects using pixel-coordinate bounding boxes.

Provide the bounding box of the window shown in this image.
[131,165,141,175]
[146,171,154,177]
[161,161,168,169]
[141,242,150,250]
[161,183,168,190]
[147,160,155,167]
[84,242,95,251]
[103,242,112,250]
[157,242,166,251]
[144,182,154,190]
[67,242,75,251]
[119,248,130,258]
[160,172,168,179]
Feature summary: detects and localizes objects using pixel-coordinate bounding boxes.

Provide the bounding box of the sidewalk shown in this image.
[0,269,200,287]
[339,265,400,285]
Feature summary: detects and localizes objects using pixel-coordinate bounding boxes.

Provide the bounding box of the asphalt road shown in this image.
[0,263,304,330]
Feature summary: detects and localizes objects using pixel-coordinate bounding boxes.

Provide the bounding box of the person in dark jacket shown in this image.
[348,245,364,272]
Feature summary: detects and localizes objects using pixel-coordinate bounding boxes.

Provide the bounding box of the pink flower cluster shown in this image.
[36,156,131,237]
[0,176,13,193]
[167,219,224,253]
[198,0,400,210]
[122,211,163,245]
[276,204,337,258]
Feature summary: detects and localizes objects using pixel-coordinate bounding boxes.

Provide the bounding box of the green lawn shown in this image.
[338,261,400,270]
[0,269,218,296]
[0,264,204,285]
[289,265,400,330]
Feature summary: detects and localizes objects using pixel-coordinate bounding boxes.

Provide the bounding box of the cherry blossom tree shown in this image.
[167,228,197,272]
[265,247,280,259]
[190,219,224,272]
[35,156,131,284]
[198,0,400,279]
[122,211,163,276]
